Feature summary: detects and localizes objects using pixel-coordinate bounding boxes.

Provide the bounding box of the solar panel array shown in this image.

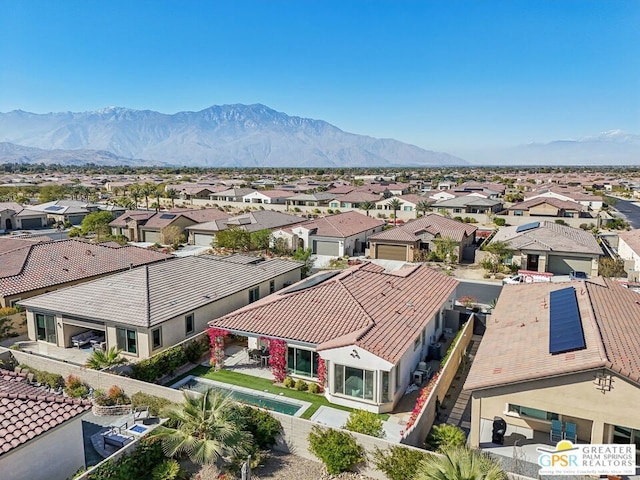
[549,287,586,355]
[160,214,177,219]
[44,205,65,212]
[515,221,540,233]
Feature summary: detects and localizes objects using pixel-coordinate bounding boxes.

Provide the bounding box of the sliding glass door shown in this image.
[35,313,57,344]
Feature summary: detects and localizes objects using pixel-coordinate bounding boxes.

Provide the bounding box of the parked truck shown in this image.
[502,270,554,285]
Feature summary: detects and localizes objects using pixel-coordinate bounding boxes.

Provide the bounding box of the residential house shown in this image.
[506,197,584,219]
[13,208,48,230]
[0,202,23,231]
[186,211,306,247]
[433,196,503,216]
[329,191,381,209]
[23,200,100,226]
[0,238,171,307]
[273,211,385,256]
[19,255,303,360]
[375,194,433,215]
[618,229,640,281]
[242,190,291,205]
[465,279,640,457]
[489,221,602,276]
[209,188,257,203]
[367,214,477,262]
[526,187,604,211]
[112,208,231,244]
[108,210,156,242]
[209,262,461,413]
[0,369,91,480]
[286,193,336,207]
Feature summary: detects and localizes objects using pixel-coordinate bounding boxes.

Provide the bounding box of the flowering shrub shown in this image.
[260,337,288,382]
[400,371,440,436]
[317,357,326,392]
[457,295,478,308]
[207,328,229,370]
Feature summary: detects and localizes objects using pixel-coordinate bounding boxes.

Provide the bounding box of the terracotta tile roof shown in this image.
[169,208,230,223]
[397,194,432,205]
[369,214,477,243]
[0,239,171,296]
[0,369,91,457]
[464,278,640,391]
[295,211,384,238]
[109,210,156,227]
[210,262,458,364]
[491,221,602,255]
[618,229,640,256]
[332,191,381,203]
[507,197,584,211]
[327,186,355,195]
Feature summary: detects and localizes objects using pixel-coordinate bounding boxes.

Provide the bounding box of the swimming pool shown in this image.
[171,376,310,417]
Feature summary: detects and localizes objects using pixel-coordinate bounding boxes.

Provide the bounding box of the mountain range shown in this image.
[0,104,466,168]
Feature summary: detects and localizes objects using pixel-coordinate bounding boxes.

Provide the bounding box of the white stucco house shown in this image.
[618,229,640,281]
[209,262,463,413]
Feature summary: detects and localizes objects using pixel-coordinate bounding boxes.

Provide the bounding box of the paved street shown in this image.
[608,196,640,229]
[456,279,502,306]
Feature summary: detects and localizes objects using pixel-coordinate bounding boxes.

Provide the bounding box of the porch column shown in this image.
[469,396,482,448]
[590,420,605,443]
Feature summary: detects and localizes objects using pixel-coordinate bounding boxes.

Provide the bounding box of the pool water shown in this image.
[182,378,303,416]
[128,424,148,434]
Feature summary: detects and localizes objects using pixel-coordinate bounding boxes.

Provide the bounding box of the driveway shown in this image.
[608,196,640,229]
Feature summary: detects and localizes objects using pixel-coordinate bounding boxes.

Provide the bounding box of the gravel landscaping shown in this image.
[253,451,376,480]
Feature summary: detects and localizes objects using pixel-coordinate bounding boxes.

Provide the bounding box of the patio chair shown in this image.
[564,422,577,442]
[133,405,151,424]
[550,419,563,442]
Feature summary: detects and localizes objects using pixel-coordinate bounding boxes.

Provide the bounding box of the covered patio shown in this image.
[15,339,93,365]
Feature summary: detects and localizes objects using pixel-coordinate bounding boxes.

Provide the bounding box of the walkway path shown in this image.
[438,334,482,436]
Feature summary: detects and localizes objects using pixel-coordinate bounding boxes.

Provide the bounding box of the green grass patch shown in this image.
[169,366,388,421]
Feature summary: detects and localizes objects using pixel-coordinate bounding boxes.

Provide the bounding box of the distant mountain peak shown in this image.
[0,104,466,167]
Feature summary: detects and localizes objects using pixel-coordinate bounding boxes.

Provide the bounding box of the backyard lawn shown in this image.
[169,366,388,420]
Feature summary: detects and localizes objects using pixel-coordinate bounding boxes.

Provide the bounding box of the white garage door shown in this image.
[547,255,592,275]
[313,240,339,256]
[194,233,214,247]
[144,231,161,243]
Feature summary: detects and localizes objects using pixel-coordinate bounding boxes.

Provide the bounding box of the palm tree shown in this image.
[386,198,403,226]
[359,201,377,217]
[130,184,142,209]
[165,188,179,208]
[416,447,507,480]
[151,389,250,465]
[141,182,156,211]
[416,200,432,218]
[154,185,164,212]
[85,346,127,370]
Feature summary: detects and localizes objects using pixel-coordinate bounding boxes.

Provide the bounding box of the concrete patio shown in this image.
[15,339,93,365]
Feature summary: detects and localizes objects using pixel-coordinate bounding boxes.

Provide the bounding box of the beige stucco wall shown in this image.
[469,369,640,448]
[1,414,86,480]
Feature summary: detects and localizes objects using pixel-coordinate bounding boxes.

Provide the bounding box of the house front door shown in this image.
[527,254,539,271]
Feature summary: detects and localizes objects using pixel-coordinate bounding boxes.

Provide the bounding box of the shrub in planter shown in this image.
[307,382,320,394]
[308,426,364,474]
[231,405,282,449]
[283,377,295,388]
[184,337,209,363]
[344,409,385,438]
[294,379,308,391]
[64,374,90,398]
[131,391,174,416]
[372,445,430,480]
[94,385,131,407]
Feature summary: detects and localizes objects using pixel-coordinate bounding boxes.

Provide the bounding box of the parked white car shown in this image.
[502,270,554,285]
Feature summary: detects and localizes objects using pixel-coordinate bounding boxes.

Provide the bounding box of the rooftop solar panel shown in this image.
[549,287,586,355]
[44,205,65,212]
[160,214,176,219]
[516,221,540,233]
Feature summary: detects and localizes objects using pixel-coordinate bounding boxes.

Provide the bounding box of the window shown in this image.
[116,327,137,354]
[8,298,21,307]
[287,347,319,378]
[152,327,162,350]
[414,336,420,351]
[35,313,57,344]
[269,280,275,294]
[381,371,390,403]
[612,425,640,453]
[403,206,412,211]
[514,210,524,216]
[507,404,558,421]
[249,287,260,303]
[395,360,402,391]
[185,314,195,335]
[334,364,375,401]
[421,329,425,346]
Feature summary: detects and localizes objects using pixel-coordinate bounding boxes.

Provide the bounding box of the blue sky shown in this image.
[0,0,638,155]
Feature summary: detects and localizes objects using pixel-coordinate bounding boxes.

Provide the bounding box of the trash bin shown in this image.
[492,416,507,445]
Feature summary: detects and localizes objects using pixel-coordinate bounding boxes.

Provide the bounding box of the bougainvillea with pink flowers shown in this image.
[259,336,287,382]
[400,371,440,436]
[207,328,229,370]
[316,357,326,392]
